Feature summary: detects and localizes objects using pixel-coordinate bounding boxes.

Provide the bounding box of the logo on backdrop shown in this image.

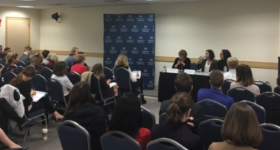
[126,36,134,43]
[137,36,145,43]
[115,36,123,43]
[116,15,123,22]
[142,25,150,32]
[137,15,145,22]
[131,47,139,54]
[131,25,139,32]
[120,47,128,54]
[104,57,112,65]
[142,47,149,54]
[137,58,145,65]
[105,36,112,43]
[128,58,134,65]
[109,25,117,32]
[109,47,117,54]
[120,25,128,32]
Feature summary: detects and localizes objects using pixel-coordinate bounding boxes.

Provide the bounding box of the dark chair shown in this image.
[91,74,116,106]
[197,99,227,120]
[222,79,234,95]
[47,78,67,108]
[240,100,266,123]
[199,119,224,150]
[255,123,280,150]
[255,81,272,94]
[3,71,17,84]
[114,67,132,93]
[0,64,4,69]
[104,67,113,80]
[101,131,141,150]
[66,66,70,73]
[159,113,167,125]
[16,66,24,74]
[274,87,280,95]
[16,60,25,67]
[58,120,91,150]
[190,62,197,70]
[67,71,81,85]
[141,106,155,131]
[40,67,53,80]
[227,87,255,102]
[147,138,188,150]
[31,74,47,92]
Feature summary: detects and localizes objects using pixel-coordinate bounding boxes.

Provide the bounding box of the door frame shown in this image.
[5,17,31,47]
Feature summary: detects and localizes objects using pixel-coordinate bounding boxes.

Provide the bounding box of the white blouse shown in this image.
[204,61,211,73]
[51,75,73,96]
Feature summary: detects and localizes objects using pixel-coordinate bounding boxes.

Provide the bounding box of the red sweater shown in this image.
[71,64,88,75]
[134,128,151,150]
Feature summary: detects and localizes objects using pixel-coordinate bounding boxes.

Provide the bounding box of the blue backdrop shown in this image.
[103,14,155,90]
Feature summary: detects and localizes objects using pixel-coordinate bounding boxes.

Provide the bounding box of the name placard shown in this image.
[184,69,195,75]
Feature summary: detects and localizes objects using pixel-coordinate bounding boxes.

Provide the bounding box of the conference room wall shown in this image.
[0,7,41,50]
[56,55,103,68]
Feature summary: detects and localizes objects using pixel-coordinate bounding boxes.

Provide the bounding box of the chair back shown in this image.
[255,123,280,150]
[3,71,17,84]
[104,67,113,80]
[58,120,91,150]
[47,78,66,106]
[199,119,224,150]
[222,79,234,94]
[31,74,47,92]
[114,67,132,92]
[101,131,141,150]
[197,99,227,120]
[240,100,266,123]
[40,67,53,80]
[190,62,197,70]
[274,87,280,95]
[159,113,167,125]
[255,81,272,93]
[16,66,24,74]
[67,71,81,85]
[16,60,25,67]
[141,106,155,130]
[227,87,255,102]
[66,66,70,73]
[147,138,188,150]
[90,74,103,99]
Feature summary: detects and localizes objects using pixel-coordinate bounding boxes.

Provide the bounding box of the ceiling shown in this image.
[0,0,208,9]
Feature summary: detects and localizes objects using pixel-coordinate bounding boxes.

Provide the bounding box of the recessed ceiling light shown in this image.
[17,6,35,8]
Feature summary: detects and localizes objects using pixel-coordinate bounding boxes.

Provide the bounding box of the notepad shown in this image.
[109,82,117,88]
[132,71,141,79]
[32,91,47,102]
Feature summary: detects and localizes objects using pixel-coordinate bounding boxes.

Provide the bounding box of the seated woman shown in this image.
[109,93,151,150]
[10,66,64,124]
[90,63,118,97]
[51,61,73,101]
[209,102,262,150]
[46,53,58,70]
[71,54,88,75]
[217,49,232,72]
[197,49,218,72]
[2,52,19,76]
[230,64,260,95]
[151,92,203,150]
[0,128,27,150]
[172,49,191,70]
[64,82,107,150]
[114,54,146,104]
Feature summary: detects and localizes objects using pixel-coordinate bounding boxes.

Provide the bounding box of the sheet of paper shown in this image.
[131,71,141,79]
[109,82,117,88]
[33,91,47,102]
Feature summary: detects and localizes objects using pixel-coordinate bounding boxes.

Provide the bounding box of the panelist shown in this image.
[217,49,232,71]
[172,49,191,70]
[197,49,218,72]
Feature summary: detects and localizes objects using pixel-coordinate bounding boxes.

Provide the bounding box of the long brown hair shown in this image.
[221,102,262,146]
[236,64,255,87]
[10,66,35,86]
[166,92,193,128]
[6,52,18,65]
[90,63,105,78]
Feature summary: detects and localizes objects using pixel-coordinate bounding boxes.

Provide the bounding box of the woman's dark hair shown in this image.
[65,82,93,114]
[222,49,232,66]
[236,64,255,87]
[53,61,67,76]
[10,66,35,86]
[42,50,50,58]
[109,93,142,137]
[206,49,215,60]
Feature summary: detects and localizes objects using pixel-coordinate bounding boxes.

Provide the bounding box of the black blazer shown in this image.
[172,57,191,70]
[196,59,218,72]
[15,81,33,115]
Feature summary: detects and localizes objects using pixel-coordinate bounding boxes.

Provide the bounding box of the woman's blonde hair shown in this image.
[115,54,129,67]
[74,54,85,64]
[90,63,105,78]
[47,53,58,63]
[6,52,18,65]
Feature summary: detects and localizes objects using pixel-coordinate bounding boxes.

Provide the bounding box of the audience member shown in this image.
[78,51,88,67]
[41,50,50,65]
[209,102,262,150]
[197,70,234,109]
[19,46,32,65]
[0,51,8,65]
[172,49,191,70]
[152,92,203,150]
[46,53,58,70]
[1,52,19,75]
[51,61,73,102]
[197,49,218,72]
[34,53,45,70]
[64,47,79,68]
[29,56,41,73]
[0,128,27,150]
[3,47,11,53]
[114,54,146,104]
[217,49,231,71]
[64,82,107,150]
[224,57,238,80]
[71,54,88,75]
[109,93,151,150]
[10,66,64,123]
[230,64,260,95]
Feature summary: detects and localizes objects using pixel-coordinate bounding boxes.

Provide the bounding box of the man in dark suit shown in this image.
[19,46,32,65]
[159,72,205,128]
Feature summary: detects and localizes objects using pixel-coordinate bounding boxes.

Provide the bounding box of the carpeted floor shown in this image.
[6,90,160,150]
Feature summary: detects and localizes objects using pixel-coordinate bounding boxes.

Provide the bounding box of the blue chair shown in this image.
[159,113,167,125]
[255,81,272,94]
[16,60,25,67]
[3,71,17,84]
[104,67,113,80]
[31,74,47,92]
[91,74,116,106]
[240,100,266,123]
[197,99,227,120]
[47,78,67,108]
[16,66,24,74]
[141,106,155,131]
[227,87,255,102]
[147,138,188,150]
[114,67,132,93]
[222,79,234,95]
[255,123,280,150]
[58,120,91,150]
[40,67,53,80]
[274,87,280,95]
[190,62,197,70]
[199,119,224,150]
[101,131,141,150]
[67,71,81,85]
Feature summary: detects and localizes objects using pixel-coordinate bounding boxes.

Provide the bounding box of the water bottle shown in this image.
[113,75,115,81]
[223,66,227,72]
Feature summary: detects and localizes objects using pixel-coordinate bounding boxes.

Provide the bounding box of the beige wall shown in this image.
[0,7,41,50]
